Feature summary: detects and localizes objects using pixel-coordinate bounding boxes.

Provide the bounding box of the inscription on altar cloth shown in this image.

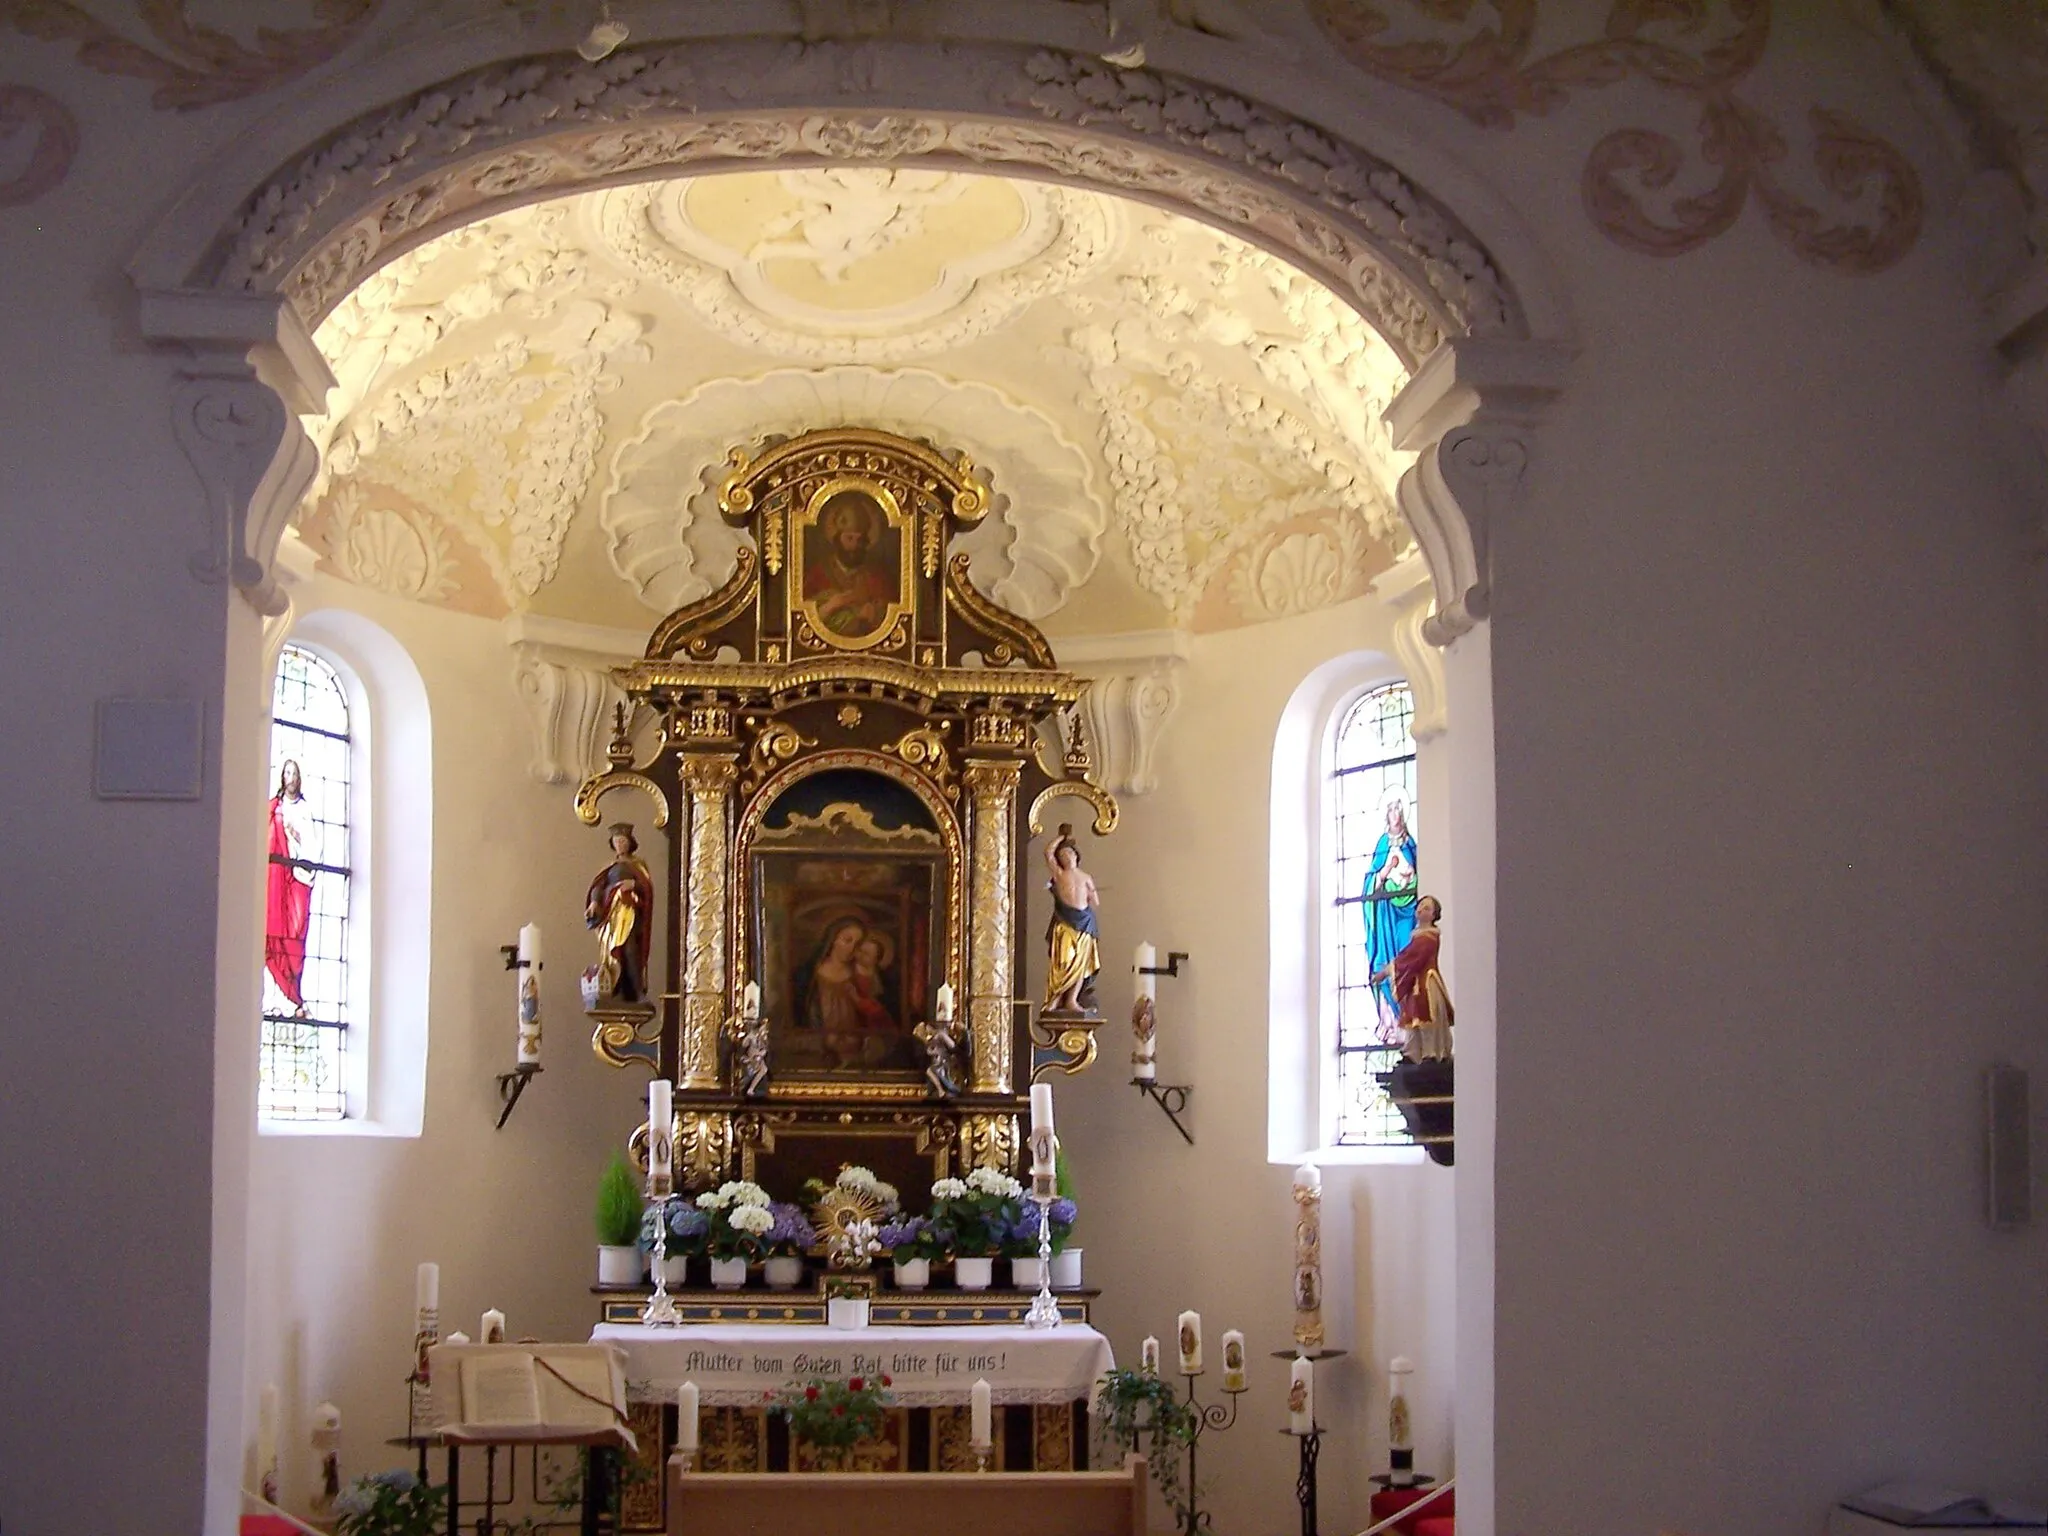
[674,1346,1011,1384]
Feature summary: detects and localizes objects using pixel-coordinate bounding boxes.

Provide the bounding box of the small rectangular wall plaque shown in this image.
[94,698,205,800]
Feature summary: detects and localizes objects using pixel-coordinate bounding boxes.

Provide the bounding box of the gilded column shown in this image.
[677,754,740,1091]
[962,754,1022,1099]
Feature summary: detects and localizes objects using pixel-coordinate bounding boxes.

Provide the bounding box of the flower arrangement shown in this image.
[696,1180,775,1262]
[806,1164,901,1269]
[334,1469,447,1536]
[1092,1368,1197,1529]
[764,1201,817,1258]
[1000,1197,1078,1259]
[876,1213,946,1263]
[595,1153,642,1248]
[928,1167,1023,1258]
[643,1201,709,1258]
[767,1373,894,1459]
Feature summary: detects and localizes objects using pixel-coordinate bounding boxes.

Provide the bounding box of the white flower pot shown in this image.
[892,1258,931,1290]
[764,1255,804,1289]
[954,1256,994,1290]
[1051,1247,1083,1290]
[597,1245,642,1286]
[660,1253,690,1287]
[708,1256,748,1289]
[827,1297,870,1330]
[1009,1256,1047,1289]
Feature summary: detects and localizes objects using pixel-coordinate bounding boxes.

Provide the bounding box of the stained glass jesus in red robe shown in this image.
[265,759,314,1016]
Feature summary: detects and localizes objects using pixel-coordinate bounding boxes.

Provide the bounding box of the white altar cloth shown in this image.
[591,1321,1115,1408]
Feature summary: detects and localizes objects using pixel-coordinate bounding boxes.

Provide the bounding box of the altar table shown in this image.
[591,1320,1115,1407]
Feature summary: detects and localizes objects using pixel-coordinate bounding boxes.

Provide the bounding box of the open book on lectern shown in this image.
[428,1342,634,1448]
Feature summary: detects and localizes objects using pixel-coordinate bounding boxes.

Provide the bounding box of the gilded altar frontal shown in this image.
[576,426,1117,1197]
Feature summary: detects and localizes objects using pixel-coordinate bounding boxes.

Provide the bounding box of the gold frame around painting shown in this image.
[790,475,912,653]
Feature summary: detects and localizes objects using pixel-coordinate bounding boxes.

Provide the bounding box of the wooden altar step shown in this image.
[668,1456,1149,1536]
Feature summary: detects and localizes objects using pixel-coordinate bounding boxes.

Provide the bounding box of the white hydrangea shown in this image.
[728,1202,774,1235]
[966,1166,1022,1198]
[718,1180,771,1207]
[931,1177,968,1200]
[696,1190,726,1210]
[837,1166,900,1207]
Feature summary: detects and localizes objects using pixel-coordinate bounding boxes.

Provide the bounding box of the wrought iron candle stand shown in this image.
[1156,1368,1243,1536]
[1290,1426,1323,1536]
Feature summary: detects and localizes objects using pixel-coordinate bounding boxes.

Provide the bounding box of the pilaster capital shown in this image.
[139,288,336,618]
[501,615,643,785]
[1370,554,1447,742]
[1055,629,1192,796]
[1384,338,1571,646]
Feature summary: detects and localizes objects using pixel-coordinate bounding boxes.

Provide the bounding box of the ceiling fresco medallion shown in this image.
[593,171,1118,361]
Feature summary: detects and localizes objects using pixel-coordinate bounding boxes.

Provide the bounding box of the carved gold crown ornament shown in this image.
[573,425,1117,1195]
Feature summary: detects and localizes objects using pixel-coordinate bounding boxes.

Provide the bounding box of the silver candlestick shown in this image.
[1024,1190,1060,1328]
[642,1192,681,1327]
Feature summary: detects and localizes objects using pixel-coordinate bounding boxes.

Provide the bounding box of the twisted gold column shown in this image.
[678,755,739,1090]
[962,757,1022,1102]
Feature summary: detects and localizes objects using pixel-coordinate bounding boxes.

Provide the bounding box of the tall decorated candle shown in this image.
[647,1079,673,1197]
[1177,1311,1203,1373]
[1291,1164,1324,1352]
[1029,1082,1057,1196]
[677,1382,700,1452]
[1131,943,1158,1082]
[970,1379,992,1448]
[257,1384,279,1505]
[1140,1336,1160,1374]
[1220,1330,1246,1392]
[411,1263,440,1428]
[1388,1356,1416,1487]
[1287,1357,1315,1435]
[516,923,543,1066]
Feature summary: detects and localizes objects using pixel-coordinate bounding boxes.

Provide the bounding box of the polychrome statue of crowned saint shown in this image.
[585,821,654,1004]
[1042,823,1101,1016]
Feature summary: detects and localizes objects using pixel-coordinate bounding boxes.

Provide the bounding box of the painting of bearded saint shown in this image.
[800,487,903,645]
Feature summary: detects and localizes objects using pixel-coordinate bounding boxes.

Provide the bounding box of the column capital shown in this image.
[1385,338,1571,646]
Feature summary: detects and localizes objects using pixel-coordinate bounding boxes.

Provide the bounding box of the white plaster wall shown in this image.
[1031,595,1459,1536]
[238,577,673,1513]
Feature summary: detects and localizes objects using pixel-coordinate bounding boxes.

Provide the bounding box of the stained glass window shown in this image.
[261,645,354,1121]
[1330,683,1418,1147]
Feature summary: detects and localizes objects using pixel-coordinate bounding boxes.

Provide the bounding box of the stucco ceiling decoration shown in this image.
[592,172,1118,361]
[291,164,1413,635]
[601,366,1102,623]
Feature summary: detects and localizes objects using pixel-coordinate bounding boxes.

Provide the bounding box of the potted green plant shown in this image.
[596,1153,643,1286]
[1092,1368,1197,1530]
[928,1167,1022,1289]
[333,1470,447,1536]
[767,1373,894,1471]
[695,1179,774,1286]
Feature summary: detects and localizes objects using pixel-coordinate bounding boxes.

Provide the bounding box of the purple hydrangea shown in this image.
[1009,1198,1078,1245]
[877,1214,928,1249]
[668,1204,709,1240]
[766,1202,816,1249]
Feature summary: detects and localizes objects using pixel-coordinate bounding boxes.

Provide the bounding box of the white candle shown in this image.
[444,1331,470,1345]
[516,924,543,1067]
[936,982,955,1022]
[1287,1357,1315,1435]
[1135,941,1157,1003]
[1140,1336,1160,1374]
[648,1079,673,1191]
[970,1378,992,1448]
[416,1262,440,1313]
[481,1309,506,1344]
[1220,1330,1246,1392]
[1029,1082,1056,1176]
[256,1384,279,1502]
[677,1382,700,1451]
[1292,1162,1321,1193]
[742,980,760,1019]
[1177,1311,1203,1374]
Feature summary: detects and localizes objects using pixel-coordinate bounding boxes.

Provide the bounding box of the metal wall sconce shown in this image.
[1132,947,1193,1143]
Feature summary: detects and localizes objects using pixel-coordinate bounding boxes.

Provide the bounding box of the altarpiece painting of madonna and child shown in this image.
[750,769,944,1083]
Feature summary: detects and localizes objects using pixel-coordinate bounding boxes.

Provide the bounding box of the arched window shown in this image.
[261,644,356,1120]
[1328,683,1418,1147]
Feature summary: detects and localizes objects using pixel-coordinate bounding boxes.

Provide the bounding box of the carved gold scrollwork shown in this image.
[676,1109,734,1190]
[644,545,760,660]
[1030,1016,1101,1080]
[946,553,1056,668]
[951,454,990,524]
[960,1111,1019,1173]
[716,446,753,515]
[891,722,955,796]
[1027,780,1119,837]
[745,720,817,792]
[590,1007,662,1071]
[573,769,672,830]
